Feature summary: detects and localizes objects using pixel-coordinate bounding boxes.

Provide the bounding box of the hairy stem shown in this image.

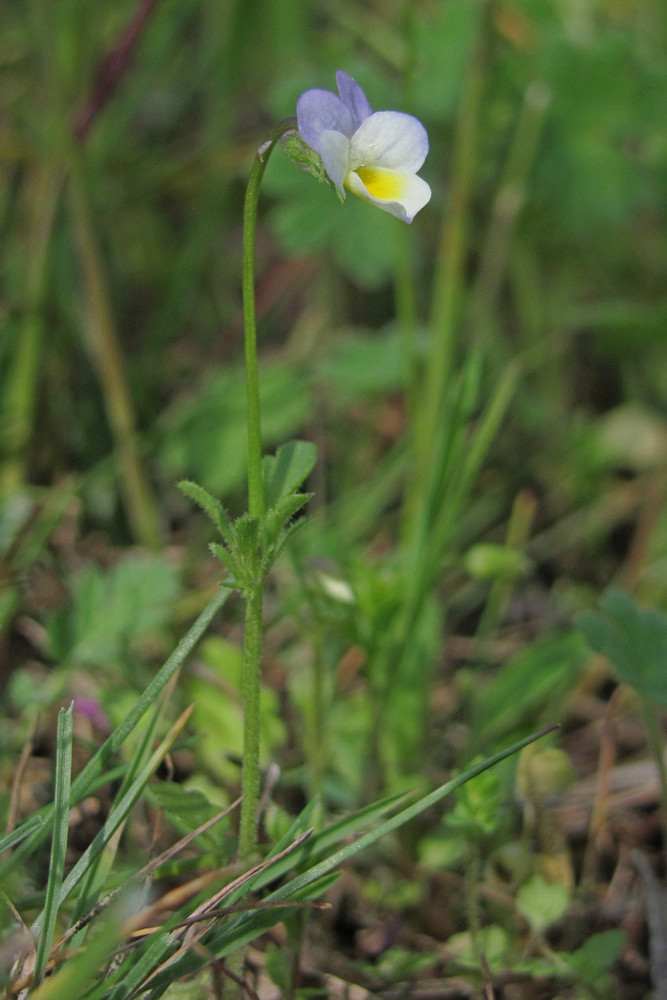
[238,117,297,858]
[238,583,265,858]
[242,117,297,520]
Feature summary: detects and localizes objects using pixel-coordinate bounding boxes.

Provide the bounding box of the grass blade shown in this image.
[0,815,43,854]
[145,727,556,991]
[0,588,228,881]
[30,704,196,936]
[32,704,73,986]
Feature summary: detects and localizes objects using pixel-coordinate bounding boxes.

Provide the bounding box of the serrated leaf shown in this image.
[148,783,225,843]
[178,479,233,545]
[46,555,180,668]
[577,589,667,703]
[262,440,317,508]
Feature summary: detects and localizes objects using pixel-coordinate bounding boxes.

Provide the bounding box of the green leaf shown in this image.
[46,554,181,669]
[262,518,310,575]
[33,705,73,986]
[563,929,625,983]
[472,632,588,743]
[148,783,229,856]
[178,479,233,544]
[315,328,407,400]
[445,925,509,971]
[262,440,317,508]
[231,515,261,580]
[265,942,291,992]
[516,875,570,933]
[0,815,43,854]
[209,541,240,580]
[577,589,667,703]
[159,365,310,496]
[266,153,402,289]
[263,491,311,548]
[446,760,502,839]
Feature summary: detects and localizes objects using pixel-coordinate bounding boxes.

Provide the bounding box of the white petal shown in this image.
[345,167,431,223]
[296,89,353,155]
[335,71,373,131]
[319,129,351,193]
[350,111,429,174]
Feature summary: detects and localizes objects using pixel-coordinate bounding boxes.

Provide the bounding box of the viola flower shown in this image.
[296,71,431,224]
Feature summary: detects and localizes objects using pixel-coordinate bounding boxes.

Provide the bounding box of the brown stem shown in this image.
[72,0,165,142]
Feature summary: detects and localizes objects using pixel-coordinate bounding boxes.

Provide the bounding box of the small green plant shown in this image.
[0,619,552,996]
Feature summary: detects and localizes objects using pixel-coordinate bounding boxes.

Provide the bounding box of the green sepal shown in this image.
[282,134,345,203]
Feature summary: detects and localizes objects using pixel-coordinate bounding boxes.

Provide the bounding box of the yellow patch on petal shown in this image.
[354,166,406,201]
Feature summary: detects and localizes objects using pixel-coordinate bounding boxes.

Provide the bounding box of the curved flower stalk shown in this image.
[297,71,431,223]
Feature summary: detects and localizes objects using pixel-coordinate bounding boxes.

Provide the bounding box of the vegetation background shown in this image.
[1,0,666,997]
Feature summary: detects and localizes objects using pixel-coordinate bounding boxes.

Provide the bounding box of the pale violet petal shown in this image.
[335,71,373,131]
[319,129,351,193]
[350,110,429,174]
[345,167,431,223]
[296,89,353,154]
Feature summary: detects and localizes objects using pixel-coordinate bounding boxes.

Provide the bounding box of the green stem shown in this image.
[238,583,265,858]
[309,641,325,814]
[395,221,419,428]
[238,118,297,859]
[242,117,297,519]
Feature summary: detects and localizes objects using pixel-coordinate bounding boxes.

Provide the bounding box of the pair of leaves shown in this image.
[180,440,316,590]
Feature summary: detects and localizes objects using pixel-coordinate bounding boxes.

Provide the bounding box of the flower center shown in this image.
[354,166,405,201]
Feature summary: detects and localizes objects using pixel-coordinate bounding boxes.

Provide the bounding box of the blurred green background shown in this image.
[2,0,665,534]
